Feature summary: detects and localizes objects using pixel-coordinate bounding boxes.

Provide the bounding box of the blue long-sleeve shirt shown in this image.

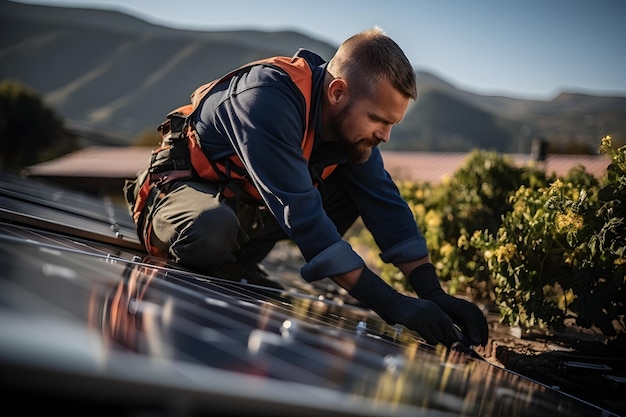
[193,49,428,281]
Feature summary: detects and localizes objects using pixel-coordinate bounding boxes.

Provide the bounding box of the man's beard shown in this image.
[329,104,374,164]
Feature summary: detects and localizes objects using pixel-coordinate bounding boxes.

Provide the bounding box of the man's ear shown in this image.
[327,78,348,105]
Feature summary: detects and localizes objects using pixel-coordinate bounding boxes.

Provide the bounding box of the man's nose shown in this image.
[376,125,392,143]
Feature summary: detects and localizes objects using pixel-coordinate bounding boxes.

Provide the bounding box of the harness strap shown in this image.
[130,56,337,255]
[185,56,317,201]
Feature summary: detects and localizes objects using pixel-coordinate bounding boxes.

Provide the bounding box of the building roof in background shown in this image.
[24,146,611,185]
[381,151,610,184]
[24,146,154,179]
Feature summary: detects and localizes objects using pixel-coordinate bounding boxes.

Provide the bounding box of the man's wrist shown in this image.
[408,262,445,299]
[348,267,401,324]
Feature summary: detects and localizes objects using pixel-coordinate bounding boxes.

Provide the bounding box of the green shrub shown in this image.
[470,136,624,336]
[351,140,624,337]
[0,80,78,171]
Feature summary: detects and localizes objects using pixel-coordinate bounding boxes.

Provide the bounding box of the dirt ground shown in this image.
[475,307,625,416]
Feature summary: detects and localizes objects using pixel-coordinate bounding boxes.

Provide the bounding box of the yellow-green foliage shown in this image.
[351,139,625,337]
[470,136,624,335]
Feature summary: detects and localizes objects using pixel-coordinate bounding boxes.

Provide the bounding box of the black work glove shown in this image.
[348,267,458,346]
[408,263,489,347]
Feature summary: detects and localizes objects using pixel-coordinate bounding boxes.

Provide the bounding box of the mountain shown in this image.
[2,0,625,153]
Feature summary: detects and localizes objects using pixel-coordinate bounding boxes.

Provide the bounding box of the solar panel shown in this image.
[0,171,615,416]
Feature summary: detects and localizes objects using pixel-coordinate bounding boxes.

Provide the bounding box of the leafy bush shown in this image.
[352,139,624,337]
[0,80,78,171]
[422,150,550,299]
[360,150,549,298]
[470,136,624,335]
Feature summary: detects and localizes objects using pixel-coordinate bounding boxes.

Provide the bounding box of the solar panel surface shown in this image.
[0,172,615,416]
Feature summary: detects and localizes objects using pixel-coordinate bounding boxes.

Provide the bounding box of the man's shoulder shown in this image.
[293,48,327,69]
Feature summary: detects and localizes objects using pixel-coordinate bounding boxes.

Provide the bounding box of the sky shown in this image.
[14,0,626,100]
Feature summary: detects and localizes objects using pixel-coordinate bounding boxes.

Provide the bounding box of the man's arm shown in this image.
[330,265,458,346]
[331,257,489,348]
[330,267,361,289]
[397,255,432,276]
[402,260,489,347]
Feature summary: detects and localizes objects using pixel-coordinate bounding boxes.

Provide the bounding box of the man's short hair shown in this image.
[327,26,417,100]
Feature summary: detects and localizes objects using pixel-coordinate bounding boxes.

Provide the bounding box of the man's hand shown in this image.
[408,263,489,347]
[347,267,460,346]
[384,295,458,346]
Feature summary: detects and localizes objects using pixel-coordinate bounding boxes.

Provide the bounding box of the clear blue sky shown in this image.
[15,0,626,100]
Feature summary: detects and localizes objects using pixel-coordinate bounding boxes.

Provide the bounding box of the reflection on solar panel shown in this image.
[0,172,616,416]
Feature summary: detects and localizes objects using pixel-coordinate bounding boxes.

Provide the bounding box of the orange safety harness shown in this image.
[125,56,336,256]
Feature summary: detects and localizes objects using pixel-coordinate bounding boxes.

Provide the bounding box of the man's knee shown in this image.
[170,203,241,271]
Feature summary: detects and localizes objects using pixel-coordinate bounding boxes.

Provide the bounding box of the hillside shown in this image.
[1,0,625,152]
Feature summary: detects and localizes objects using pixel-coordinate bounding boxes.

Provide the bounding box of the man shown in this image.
[127,27,488,348]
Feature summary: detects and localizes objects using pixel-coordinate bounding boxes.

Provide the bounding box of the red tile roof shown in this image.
[24,146,154,179]
[24,146,611,185]
[381,151,610,183]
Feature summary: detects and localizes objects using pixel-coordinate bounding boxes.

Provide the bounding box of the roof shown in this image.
[0,170,611,416]
[380,151,611,184]
[24,146,154,179]
[24,147,611,186]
